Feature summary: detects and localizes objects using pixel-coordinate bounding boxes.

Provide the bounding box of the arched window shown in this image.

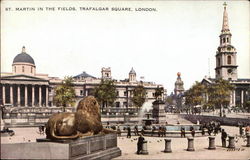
[227,56,231,64]
[22,66,24,72]
[226,37,229,43]
[223,38,226,43]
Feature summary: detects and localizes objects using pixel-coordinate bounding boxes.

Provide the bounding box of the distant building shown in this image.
[1,47,164,110]
[201,3,250,107]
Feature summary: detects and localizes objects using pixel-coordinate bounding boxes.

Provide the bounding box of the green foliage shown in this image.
[206,78,234,116]
[165,96,174,105]
[94,79,117,109]
[131,84,146,108]
[54,76,76,111]
[154,86,164,100]
[185,81,206,106]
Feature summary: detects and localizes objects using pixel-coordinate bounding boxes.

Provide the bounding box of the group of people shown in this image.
[200,121,221,136]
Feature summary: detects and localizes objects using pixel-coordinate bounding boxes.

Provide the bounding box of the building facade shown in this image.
[202,3,250,108]
[1,48,164,110]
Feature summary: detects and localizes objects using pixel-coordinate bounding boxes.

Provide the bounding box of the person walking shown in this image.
[134,125,139,136]
[181,127,185,138]
[127,126,131,138]
[137,134,145,154]
[221,129,227,147]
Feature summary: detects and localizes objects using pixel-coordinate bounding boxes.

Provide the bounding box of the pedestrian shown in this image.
[201,127,205,136]
[134,125,139,136]
[162,126,166,137]
[239,124,243,136]
[221,129,227,147]
[181,127,185,138]
[152,126,156,136]
[137,134,145,154]
[127,126,131,138]
[141,128,145,136]
[117,126,121,137]
[191,128,195,137]
[158,126,162,137]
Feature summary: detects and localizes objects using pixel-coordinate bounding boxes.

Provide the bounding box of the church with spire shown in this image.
[202,3,250,108]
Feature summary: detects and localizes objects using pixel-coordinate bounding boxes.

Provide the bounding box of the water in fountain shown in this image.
[138,101,153,125]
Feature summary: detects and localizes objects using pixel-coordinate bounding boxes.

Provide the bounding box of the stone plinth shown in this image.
[187,137,195,151]
[1,134,121,159]
[208,136,216,150]
[164,139,172,153]
[246,133,250,147]
[141,140,149,155]
[228,136,235,149]
[152,100,166,124]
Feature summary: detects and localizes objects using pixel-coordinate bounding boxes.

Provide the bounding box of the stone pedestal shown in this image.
[152,100,166,124]
[1,134,121,159]
[141,140,149,155]
[246,133,250,147]
[228,136,235,149]
[187,137,195,151]
[208,136,216,150]
[164,139,172,153]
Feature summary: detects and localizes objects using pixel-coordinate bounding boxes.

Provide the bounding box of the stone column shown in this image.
[17,85,20,106]
[10,85,13,105]
[246,133,250,147]
[2,85,5,105]
[228,136,235,149]
[187,137,195,151]
[39,86,42,107]
[232,90,236,106]
[141,140,149,154]
[25,85,28,107]
[32,85,35,107]
[46,86,49,107]
[208,136,216,150]
[241,90,244,106]
[164,139,172,153]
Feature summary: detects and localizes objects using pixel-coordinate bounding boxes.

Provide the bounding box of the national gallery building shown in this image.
[1,47,164,109]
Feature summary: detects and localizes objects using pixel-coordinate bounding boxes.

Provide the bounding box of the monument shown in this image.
[1,96,122,159]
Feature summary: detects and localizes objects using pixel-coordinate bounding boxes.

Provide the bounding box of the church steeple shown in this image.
[215,3,238,81]
[221,2,230,33]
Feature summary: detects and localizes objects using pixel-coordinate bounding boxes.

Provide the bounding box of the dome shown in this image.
[129,67,136,74]
[13,46,35,65]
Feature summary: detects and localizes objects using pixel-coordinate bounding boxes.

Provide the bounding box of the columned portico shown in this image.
[46,86,49,106]
[25,85,28,106]
[17,85,20,106]
[32,85,35,106]
[39,86,42,106]
[2,85,6,105]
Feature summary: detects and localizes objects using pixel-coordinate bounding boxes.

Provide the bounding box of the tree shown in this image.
[207,79,234,117]
[54,76,76,112]
[154,86,164,100]
[185,81,206,114]
[94,79,117,111]
[131,84,146,111]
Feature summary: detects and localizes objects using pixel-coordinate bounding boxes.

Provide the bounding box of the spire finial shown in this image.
[221,2,230,32]
[223,2,227,9]
[22,46,26,53]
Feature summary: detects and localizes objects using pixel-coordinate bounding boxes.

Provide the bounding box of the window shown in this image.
[31,67,33,73]
[116,91,119,97]
[226,37,229,43]
[22,66,24,72]
[227,56,231,64]
[124,91,127,96]
[223,38,226,43]
[15,66,16,72]
[80,90,83,95]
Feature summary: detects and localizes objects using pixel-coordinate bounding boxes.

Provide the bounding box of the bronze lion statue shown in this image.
[46,96,114,140]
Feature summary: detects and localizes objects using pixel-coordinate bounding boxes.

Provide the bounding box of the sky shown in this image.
[1,0,249,94]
